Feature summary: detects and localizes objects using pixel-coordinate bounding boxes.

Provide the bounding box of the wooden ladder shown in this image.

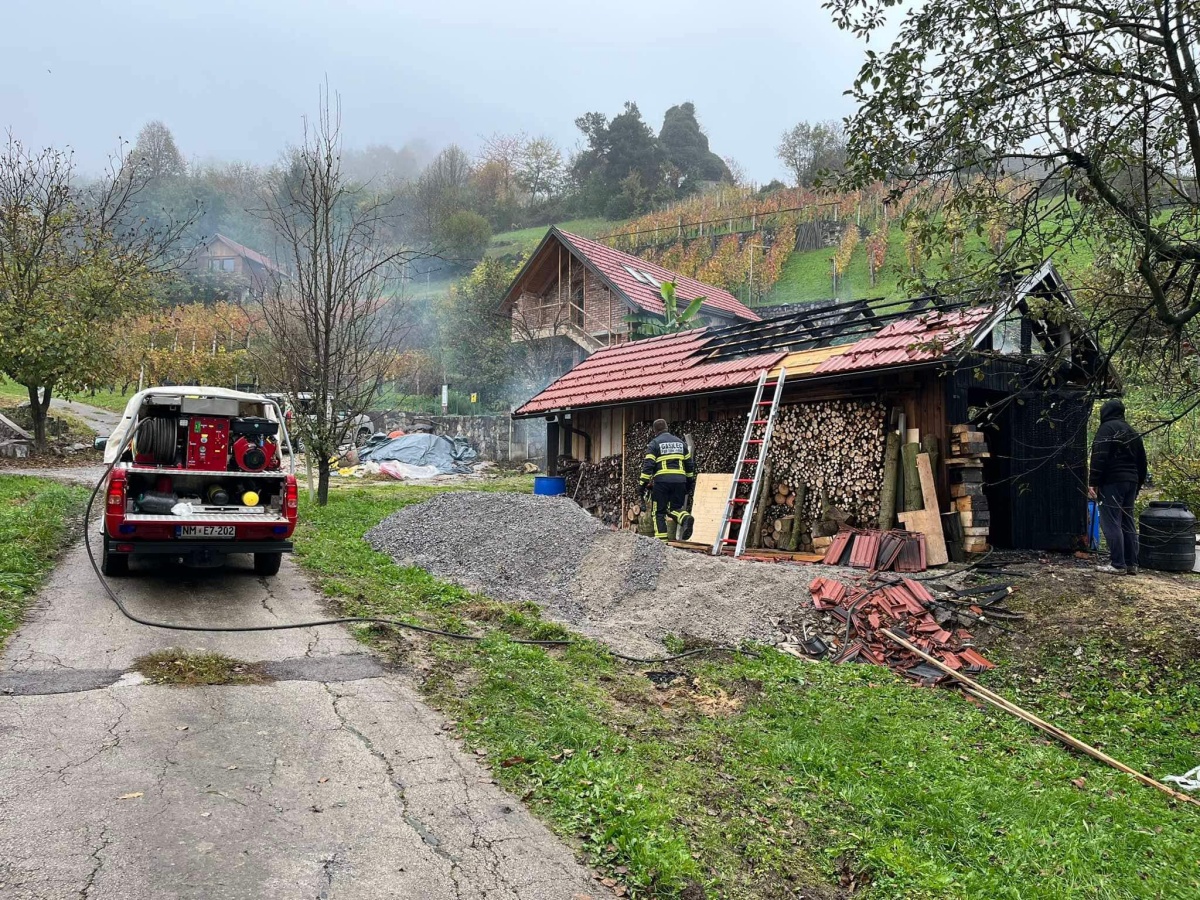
[712,367,788,557]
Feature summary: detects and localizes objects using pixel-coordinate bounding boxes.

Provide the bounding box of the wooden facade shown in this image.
[188,234,279,298]
[511,245,631,354]
[552,359,1092,552]
[502,228,756,365]
[525,263,1112,552]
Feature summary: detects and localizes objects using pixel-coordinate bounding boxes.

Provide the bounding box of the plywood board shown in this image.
[897,453,949,565]
[917,452,939,512]
[689,473,734,549]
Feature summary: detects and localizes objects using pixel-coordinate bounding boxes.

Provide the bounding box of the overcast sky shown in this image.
[0,0,866,183]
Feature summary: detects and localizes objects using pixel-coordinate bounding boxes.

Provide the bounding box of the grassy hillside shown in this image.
[486,217,612,261]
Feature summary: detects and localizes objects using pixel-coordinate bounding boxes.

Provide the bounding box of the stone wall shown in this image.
[372,411,546,465]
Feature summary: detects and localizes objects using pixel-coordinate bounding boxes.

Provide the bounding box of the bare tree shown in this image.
[478,131,526,201]
[0,132,193,448]
[508,294,576,399]
[255,89,427,505]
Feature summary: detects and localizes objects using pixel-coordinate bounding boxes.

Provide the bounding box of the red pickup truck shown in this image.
[100,387,298,577]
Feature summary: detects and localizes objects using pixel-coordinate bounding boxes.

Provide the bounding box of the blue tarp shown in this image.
[358,432,477,474]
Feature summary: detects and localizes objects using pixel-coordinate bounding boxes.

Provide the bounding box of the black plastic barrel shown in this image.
[1138,501,1197,572]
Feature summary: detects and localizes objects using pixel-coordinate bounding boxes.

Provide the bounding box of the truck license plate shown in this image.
[177,525,236,539]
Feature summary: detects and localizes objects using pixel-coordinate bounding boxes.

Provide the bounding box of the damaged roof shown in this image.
[514,330,784,416]
[513,260,1112,418]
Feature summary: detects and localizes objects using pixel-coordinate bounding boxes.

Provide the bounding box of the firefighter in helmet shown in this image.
[640,418,695,541]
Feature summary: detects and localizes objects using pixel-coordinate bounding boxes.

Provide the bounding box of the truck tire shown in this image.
[355,427,372,447]
[101,535,130,577]
[254,552,283,577]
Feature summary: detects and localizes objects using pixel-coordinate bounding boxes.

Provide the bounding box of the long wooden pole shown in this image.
[881,629,1200,807]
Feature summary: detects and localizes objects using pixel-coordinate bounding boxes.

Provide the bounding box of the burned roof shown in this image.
[706,297,879,359]
[512,260,1117,417]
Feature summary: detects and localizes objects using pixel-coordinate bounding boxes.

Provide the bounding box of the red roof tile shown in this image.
[812,307,993,375]
[557,231,760,323]
[513,301,999,417]
[512,330,783,416]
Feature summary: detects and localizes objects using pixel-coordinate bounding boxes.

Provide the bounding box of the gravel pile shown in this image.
[366,492,606,605]
[367,492,875,657]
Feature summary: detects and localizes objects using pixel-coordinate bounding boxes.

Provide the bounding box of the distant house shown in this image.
[498,227,760,377]
[189,233,281,296]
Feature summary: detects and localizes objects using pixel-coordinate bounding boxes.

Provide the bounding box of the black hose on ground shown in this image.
[84,425,751,666]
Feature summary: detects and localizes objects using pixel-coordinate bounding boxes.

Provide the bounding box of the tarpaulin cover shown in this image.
[358,432,477,474]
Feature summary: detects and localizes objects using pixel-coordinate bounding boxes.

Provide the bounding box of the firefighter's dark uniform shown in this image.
[640,431,696,540]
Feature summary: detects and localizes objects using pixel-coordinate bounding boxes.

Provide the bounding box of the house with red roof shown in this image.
[499,226,760,380]
[189,233,281,297]
[513,261,1118,552]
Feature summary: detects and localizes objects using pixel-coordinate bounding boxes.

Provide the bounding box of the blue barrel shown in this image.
[1086,500,1101,551]
[533,476,566,496]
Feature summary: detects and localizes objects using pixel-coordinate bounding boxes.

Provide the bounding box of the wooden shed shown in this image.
[512,262,1117,553]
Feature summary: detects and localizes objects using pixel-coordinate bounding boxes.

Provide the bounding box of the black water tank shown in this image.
[1138,501,1197,572]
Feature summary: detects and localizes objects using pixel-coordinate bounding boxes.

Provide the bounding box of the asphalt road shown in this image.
[0,536,606,899]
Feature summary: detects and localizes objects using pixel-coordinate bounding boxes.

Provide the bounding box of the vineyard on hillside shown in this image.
[596,183,901,304]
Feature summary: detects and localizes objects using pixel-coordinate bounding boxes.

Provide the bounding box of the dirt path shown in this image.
[0,539,606,899]
[49,396,123,434]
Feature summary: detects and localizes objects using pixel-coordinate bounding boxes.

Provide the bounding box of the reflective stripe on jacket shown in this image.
[640,432,696,484]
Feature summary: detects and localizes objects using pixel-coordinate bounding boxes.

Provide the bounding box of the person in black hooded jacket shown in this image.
[1088,399,1147,574]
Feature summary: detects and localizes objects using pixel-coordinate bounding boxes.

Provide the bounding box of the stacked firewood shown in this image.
[948,425,991,554]
[767,399,888,538]
[561,454,624,526]
[621,418,744,524]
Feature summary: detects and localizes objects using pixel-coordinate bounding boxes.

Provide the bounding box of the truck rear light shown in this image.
[116,543,135,553]
[107,488,124,507]
[285,476,298,523]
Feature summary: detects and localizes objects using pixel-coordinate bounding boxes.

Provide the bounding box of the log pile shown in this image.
[621,419,744,526]
[766,399,888,544]
[561,454,623,526]
[948,425,991,554]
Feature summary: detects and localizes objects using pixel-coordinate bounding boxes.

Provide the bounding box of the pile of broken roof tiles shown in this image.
[822,528,927,572]
[808,575,994,684]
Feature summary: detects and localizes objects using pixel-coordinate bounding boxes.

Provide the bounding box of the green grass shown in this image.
[0,378,134,413]
[134,649,267,685]
[0,475,89,650]
[487,218,613,260]
[295,485,1200,899]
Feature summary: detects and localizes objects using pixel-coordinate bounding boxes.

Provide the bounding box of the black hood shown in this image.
[1099,399,1126,423]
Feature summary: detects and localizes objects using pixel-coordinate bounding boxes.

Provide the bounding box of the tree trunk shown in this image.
[26,384,51,450]
[878,430,901,529]
[317,459,331,506]
[902,442,923,511]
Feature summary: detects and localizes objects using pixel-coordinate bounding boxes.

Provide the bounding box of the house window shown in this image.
[209,257,236,272]
[621,265,661,289]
